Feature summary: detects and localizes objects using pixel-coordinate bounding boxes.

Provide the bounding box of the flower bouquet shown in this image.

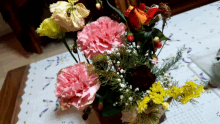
[37,0,206,123]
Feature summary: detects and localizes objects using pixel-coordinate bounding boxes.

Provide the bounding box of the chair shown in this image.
[0,0,49,54]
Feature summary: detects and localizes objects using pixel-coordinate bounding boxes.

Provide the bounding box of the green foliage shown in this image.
[154,46,186,77]
[100,90,123,117]
[106,0,128,24]
[151,28,170,41]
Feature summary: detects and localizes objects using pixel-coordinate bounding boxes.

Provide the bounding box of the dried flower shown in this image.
[50,0,90,32]
[130,65,156,91]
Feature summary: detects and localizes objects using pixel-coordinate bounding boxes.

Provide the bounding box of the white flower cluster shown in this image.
[157,73,174,88]
[125,43,140,55]
[141,90,150,97]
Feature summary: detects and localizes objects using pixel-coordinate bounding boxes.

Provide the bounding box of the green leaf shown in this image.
[99,89,122,117]
[106,0,128,24]
[151,28,170,41]
[139,31,152,55]
[134,31,145,41]
[101,105,122,117]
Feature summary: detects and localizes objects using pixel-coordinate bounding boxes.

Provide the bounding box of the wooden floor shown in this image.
[0,32,72,90]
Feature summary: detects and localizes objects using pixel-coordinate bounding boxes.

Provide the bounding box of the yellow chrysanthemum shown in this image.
[36,18,65,39]
[149,82,166,104]
[137,96,150,113]
[167,86,183,99]
[164,81,205,104]
[162,102,169,109]
[179,81,205,104]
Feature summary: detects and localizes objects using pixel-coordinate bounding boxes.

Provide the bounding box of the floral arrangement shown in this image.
[37,0,206,123]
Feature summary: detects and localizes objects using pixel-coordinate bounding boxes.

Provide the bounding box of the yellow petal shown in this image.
[75,3,90,18]
[68,0,79,5]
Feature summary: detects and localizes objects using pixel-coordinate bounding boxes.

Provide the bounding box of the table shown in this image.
[0,65,102,124]
[0,65,30,124]
[1,1,220,124]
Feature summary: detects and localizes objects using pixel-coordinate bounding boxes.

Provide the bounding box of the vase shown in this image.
[92,102,166,124]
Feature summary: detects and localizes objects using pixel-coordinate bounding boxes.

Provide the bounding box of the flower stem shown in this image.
[157,40,167,57]
[77,49,81,62]
[84,55,90,64]
[61,38,78,63]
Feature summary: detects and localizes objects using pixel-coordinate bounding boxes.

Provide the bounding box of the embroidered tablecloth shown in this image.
[17,1,220,124]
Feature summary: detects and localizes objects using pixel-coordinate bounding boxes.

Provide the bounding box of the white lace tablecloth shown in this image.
[17,1,220,124]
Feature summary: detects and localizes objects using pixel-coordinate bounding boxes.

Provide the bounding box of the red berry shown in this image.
[98,103,103,111]
[155,42,162,48]
[127,35,134,42]
[96,3,101,10]
[139,3,146,11]
[117,67,123,72]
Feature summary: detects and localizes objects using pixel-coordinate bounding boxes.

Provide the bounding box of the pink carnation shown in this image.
[77,16,126,59]
[55,62,100,110]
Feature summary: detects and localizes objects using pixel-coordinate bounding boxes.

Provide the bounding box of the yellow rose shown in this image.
[50,1,90,32]
[37,18,65,39]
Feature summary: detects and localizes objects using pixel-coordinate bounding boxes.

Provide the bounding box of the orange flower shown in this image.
[124,4,163,30]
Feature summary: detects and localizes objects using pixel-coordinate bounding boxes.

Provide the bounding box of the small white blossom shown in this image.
[117,53,120,56]
[146,90,150,94]
[126,89,129,92]
[120,83,126,88]
[120,75,123,78]
[168,83,172,87]
[130,85,132,89]
[164,74,168,77]
[126,49,131,53]
[117,79,121,82]
[113,103,116,106]
[153,37,160,42]
[117,61,120,64]
[133,50,137,54]
[108,60,112,64]
[120,69,124,73]
[120,95,124,99]
[121,44,125,48]
[137,45,140,49]
[134,88,139,92]
[125,103,128,106]
[129,97,133,101]
[117,72,119,75]
[119,89,123,91]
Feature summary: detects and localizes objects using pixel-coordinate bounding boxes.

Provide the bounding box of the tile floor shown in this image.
[0,32,73,90]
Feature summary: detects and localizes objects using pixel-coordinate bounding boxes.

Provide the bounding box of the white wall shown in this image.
[0,13,13,37]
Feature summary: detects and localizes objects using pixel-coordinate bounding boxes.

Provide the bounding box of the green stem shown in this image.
[157,40,167,57]
[77,50,81,62]
[61,38,78,63]
[84,55,90,64]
